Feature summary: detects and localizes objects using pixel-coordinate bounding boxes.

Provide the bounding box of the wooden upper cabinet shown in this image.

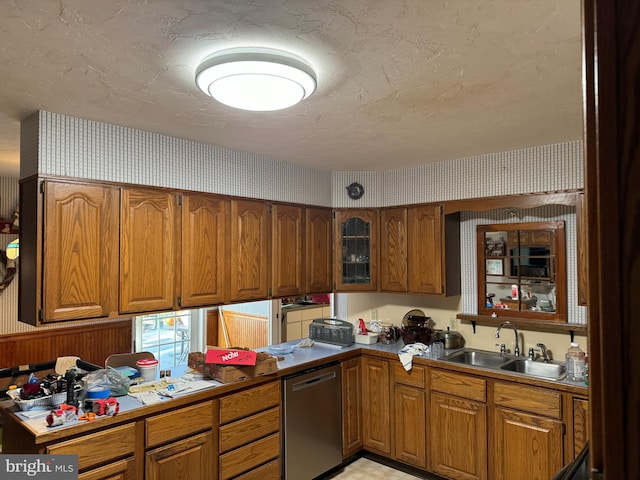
[41,181,119,323]
[380,207,408,292]
[271,203,303,298]
[120,187,178,313]
[305,207,333,293]
[380,204,460,296]
[407,205,443,294]
[334,209,379,291]
[181,193,229,307]
[230,199,269,301]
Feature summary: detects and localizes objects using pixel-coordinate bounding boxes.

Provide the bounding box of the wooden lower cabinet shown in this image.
[492,408,563,480]
[144,402,215,480]
[46,423,138,473]
[571,396,590,459]
[342,357,363,457]
[392,363,426,469]
[361,355,391,455]
[429,369,488,480]
[491,382,564,480]
[429,392,487,480]
[218,381,281,480]
[146,432,214,480]
[394,385,426,468]
[78,458,136,480]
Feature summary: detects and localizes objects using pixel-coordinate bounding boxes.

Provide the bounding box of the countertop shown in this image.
[280,302,330,312]
[0,338,587,444]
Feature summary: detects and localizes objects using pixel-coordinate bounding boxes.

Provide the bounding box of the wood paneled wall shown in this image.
[216,310,268,350]
[0,320,132,368]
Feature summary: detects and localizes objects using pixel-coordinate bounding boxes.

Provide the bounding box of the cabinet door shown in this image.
[361,356,391,454]
[334,209,378,291]
[341,357,363,457]
[429,392,487,480]
[576,192,588,305]
[305,207,333,293]
[407,204,443,294]
[271,203,303,297]
[120,188,177,313]
[230,199,269,301]
[572,397,590,459]
[146,431,214,480]
[394,384,426,468]
[43,181,119,322]
[380,207,408,292]
[78,458,136,480]
[181,193,228,306]
[493,407,563,480]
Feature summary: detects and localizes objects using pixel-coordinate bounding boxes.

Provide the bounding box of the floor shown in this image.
[322,457,433,480]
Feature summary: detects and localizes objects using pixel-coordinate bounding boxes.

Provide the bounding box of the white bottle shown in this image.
[565,342,586,382]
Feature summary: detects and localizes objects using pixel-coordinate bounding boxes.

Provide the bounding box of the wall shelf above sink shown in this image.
[457,313,587,339]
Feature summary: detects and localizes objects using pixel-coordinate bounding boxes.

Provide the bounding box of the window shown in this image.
[477,221,567,322]
[135,309,205,370]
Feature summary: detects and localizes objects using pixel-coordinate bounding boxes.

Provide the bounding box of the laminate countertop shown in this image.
[0,337,587,446]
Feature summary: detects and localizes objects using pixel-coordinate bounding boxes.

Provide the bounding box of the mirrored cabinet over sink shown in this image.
[477,221,566,322]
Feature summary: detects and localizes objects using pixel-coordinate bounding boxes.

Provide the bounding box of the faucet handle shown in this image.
[496,343,506,354]
[536,343,550,362]
[528,347,537,360]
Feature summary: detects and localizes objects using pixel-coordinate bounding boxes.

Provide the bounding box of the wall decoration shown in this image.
[346,182,364,200]
[486,258,504,276]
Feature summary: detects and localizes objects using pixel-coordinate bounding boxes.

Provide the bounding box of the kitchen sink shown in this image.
[500,358,566,381]
[442,349,512,369]
[442,348,566,381]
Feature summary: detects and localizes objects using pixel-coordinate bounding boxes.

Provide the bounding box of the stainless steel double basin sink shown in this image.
[441,348,566,381]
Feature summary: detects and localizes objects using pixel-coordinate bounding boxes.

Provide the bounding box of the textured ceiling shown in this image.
[0,0,583,177]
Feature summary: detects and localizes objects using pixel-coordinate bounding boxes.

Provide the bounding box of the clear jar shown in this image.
[565,342,586,382]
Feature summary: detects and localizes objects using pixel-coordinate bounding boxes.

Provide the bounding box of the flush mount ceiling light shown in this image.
[195,48,317,111]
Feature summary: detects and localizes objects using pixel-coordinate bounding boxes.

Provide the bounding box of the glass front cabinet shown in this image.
[334,209,378,291]
[477,221,567,322]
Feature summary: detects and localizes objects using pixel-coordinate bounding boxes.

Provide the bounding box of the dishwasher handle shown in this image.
[291,370,337,392]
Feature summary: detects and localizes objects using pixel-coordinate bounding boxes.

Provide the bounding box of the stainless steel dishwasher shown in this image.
[283,362,342,480]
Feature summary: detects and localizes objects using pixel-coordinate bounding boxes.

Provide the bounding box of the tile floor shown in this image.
[323,457,427,480]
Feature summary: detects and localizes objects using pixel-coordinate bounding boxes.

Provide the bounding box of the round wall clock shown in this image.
[346,182,364,200]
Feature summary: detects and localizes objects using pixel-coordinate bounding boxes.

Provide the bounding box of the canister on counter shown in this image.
[136,358,159,382]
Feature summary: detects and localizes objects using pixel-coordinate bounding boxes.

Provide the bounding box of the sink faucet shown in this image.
[495,321,520,356]
[536,343,550,362]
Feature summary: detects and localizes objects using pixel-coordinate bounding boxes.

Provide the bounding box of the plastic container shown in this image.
[136,358,159,382]
[354,332,379,344]
[565,342,586,382]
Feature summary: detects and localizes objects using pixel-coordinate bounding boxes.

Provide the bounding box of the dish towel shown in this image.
[398,343,430,371]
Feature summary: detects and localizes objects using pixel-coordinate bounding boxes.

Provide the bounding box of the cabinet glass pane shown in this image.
[341,218,371,284]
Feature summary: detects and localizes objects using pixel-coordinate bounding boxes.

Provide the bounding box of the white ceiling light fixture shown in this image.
[196,48,317,111]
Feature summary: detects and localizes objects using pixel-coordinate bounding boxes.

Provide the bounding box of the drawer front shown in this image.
[219,432,280,480]
[494,382,562,418]
[219,381,280,424]
[393,362,425,388]
[430,369,486,402]
[47,423,136,471]
[77,457,135,480]
[219,406,280,453]
[234,458,281,480]
[146,401,213,448]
